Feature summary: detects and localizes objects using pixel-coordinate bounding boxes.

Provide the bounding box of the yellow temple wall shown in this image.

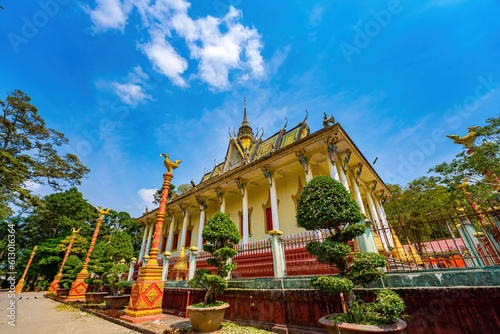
[276,170,307,236]
[247,181,270,242]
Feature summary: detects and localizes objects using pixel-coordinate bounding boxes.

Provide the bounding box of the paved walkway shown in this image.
[0,291,138,334]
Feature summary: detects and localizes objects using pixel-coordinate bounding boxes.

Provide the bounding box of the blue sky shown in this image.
[1,0,499,217]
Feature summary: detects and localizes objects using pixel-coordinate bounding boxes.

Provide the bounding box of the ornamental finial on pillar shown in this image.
[160,153,182,173]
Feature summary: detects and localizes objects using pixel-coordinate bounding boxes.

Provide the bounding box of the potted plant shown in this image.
[187,212,240,332]
[84,260,111,304]
[297,176,408,334]
[102,262,132,309]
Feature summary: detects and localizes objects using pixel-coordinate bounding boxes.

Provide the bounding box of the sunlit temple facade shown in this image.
[136,101,394,265]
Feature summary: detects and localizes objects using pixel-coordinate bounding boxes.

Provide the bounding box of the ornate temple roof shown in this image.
[199,102,310,184]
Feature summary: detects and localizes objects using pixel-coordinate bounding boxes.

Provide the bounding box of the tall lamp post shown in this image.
[65,206,111,301]
[121,153,180,323]
[47,228,81,295]
[14,246,38,293]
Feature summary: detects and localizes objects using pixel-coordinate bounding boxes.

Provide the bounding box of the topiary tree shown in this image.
[297,176,406,326]
[58,255,82,289]
[188,212,240,306]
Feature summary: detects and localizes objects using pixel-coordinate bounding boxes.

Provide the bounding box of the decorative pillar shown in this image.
[127,258,137,281]
[188,247,199,280]
[296,150,312,182]
[373,194,394,247]
[166,215,175,252]
[178,204,189,250]
[347,172,378,254]
[138,223,149,263]
[236,178,249,244]
[269,230,286,278]
[142,255,149,266]
[121,156,177,323]
[48,228,80,294]
[66,206,111,301]
[336,156,350,191]
[262,166,280,231]
[144,221,154,257]
[161,252,171,281]
[15,246,38,293]
[326,137,340,181]
[364,188,387,250]
[215,187,225,213]
[196,197,207,250]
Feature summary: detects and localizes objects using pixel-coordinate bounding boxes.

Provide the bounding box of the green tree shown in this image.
[99,210,142,250]
[297,176,404,326]
[431,116,500,202]
[177,183,192,195]
[104,232,134,263]
[59,255,82,290]
[22,187,98,245]
[189,212,240,306]
[153,184,176,205]
[0,90,90,216]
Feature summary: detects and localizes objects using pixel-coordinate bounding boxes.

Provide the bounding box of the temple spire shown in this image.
[237,97,254,148]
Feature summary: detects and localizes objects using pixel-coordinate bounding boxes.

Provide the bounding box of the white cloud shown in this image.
[97,66,153,105]
[138,188,156,211]
[140,34,188,87]
[84,0,265,90]
[84,0,133,32]
[23,180,41,191]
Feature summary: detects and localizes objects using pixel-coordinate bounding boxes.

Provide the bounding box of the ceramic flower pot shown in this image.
[319,314,407,334]
[103,295,130,309]
[85,292,108,304]
[187,303,230,332]
[56,288,69,297]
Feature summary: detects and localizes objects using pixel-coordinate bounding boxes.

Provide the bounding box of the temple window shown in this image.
[172,233,179,251]
[161,235,168,252]
[186,230,192,247]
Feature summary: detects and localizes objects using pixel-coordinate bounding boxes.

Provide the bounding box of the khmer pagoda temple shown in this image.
[136,100,396,278]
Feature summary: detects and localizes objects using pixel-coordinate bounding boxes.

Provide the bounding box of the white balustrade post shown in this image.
[188,247,198,280]
[127,258,136,281]
[161,252,171,282]
[142,255,149,267]
[269,230,286,278]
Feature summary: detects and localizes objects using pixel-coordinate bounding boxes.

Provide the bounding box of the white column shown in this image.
[138,223,149,263]
[242,186,249,244]
[197,206,206,250]
[179,209,189,249]
[166,215,176,252]
[127,258,136,281]
[365,188,388,250]
[374,197,394,247]
[144,221,154,256]
[327,154,340,182]
[349,171,367,216]
[348,172,378,253]
[220,192,226,213]
[161,252,171,281]
[335,156,349,191]
[269,175,280,231]
[158,220,168,259]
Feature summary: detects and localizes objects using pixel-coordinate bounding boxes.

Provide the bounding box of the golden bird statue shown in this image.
[454,178,471,196]
[160,153,182,173]
[446,126,480,154]
[97,206,112,219]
